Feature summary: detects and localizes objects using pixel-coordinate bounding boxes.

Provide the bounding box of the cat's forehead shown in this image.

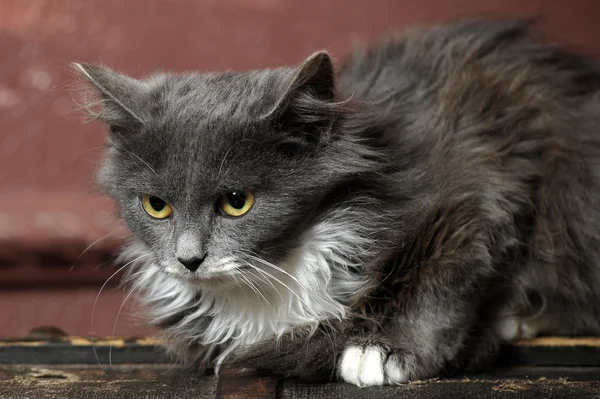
[155,68,292,121]
[118,70,297,197]
[135,70,291,171]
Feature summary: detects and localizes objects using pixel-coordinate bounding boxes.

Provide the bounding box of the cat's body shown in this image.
[76,19,600,386]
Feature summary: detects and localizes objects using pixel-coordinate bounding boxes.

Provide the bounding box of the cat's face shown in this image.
[76,53,347,288]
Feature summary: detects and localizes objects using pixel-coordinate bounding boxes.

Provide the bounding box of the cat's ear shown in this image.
[265,51,337,145]
[73,63,147,130]
[279,51,336,105]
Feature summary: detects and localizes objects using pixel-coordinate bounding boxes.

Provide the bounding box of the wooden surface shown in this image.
[1,365,599,399]
[0,336,599,398]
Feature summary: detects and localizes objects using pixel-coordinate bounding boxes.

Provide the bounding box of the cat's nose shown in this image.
[177,253,207,272]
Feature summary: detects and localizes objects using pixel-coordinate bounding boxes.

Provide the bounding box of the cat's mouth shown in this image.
[163,268,234,286]
[160,261,243,288]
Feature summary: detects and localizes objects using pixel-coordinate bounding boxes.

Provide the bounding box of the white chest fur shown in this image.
[124,216,373,369]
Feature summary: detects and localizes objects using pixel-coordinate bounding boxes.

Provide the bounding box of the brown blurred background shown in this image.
[0,0,599,338]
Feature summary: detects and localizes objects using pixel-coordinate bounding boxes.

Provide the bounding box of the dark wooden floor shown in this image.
[2,365,600,399]
[1,337,599,398]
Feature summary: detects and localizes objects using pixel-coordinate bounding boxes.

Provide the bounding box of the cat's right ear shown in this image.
[263,51,338,146]
[73,63,147,130]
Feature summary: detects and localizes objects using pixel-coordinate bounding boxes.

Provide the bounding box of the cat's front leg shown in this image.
[337,333,437,386]
[338,245,502,386]
[337,325,499,386]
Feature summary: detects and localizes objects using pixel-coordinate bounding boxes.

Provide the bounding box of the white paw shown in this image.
[338,345,409,387]
[494,316,539,341]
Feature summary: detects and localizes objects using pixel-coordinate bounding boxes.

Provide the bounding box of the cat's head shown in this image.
[75,53,377,290]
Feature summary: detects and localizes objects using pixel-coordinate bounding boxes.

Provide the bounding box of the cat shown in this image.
[74,18,600,386]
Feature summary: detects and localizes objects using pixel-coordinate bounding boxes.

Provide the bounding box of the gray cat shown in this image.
[75,19,600,386]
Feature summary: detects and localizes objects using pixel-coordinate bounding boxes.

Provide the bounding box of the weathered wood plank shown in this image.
[216,369,279,399]
[1,365,599,399]
[1,337,600,398]
[3,336,600,366]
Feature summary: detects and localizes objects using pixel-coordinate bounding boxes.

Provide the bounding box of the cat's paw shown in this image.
[338,345,410,386]
[494,316,539,342]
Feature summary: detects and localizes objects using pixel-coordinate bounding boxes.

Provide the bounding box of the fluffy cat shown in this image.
[75,19,600,386]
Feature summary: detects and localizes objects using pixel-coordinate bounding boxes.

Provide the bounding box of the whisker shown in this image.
[247,254,312,293]
[242,261,312,310]
[229,270,255,305]
[70,144,106,166]
[246,266,285,302]
[71,229,117,271]
[237,271,276,313]
[91,253,152,373]
[111,144,159,176]
[109,279,144,367]
[236,253,284,300]
[217,139,262,178]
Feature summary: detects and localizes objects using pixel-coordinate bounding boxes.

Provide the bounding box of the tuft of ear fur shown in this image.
[265,51,339,146]
[72,62,147,129]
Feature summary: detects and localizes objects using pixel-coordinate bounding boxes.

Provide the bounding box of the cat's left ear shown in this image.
[73,63,148,131]
[265,51,338,145]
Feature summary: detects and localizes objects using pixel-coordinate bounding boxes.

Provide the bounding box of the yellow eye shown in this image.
[141,194,173,219]
[218,189,255,217]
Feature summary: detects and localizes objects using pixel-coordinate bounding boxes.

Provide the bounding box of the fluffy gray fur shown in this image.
[75,19,600,386]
